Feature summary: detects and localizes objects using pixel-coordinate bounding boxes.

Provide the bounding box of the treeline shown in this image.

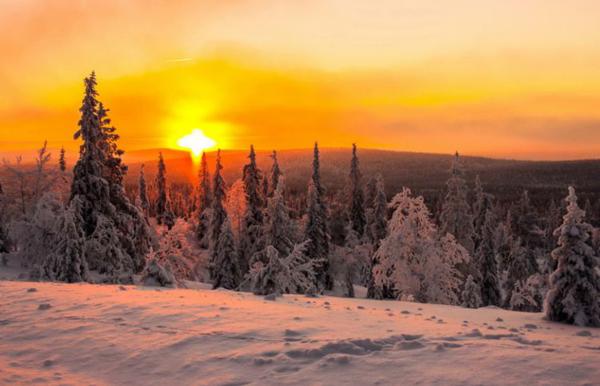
[0,73,598,327]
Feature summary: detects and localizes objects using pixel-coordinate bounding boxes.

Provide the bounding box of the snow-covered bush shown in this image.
[141,258,175,287]
[247,241,316,296]
[372,188,469,305]
[544,187,600,326]
[461,274,482,308]
[151,219,201,282]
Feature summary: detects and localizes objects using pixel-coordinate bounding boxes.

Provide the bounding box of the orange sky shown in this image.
[2,0,600,160]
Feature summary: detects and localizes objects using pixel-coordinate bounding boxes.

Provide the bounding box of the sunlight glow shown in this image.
[177,129,216,157]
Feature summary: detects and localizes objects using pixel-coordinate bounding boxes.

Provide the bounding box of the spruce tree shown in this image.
[155,152,174,229]
[211,217,240,290]
[138,164,149,217]
[474,208,501,306]
[304,142,331,290]
[59,147,66,172]
[70,72,152,277]
[366,174,388,298]
[544,186,600,327]
[196,151,212,247]
[348,144,366,237]
[440,152,475,254]
[461,274,482,308]
[268,150,282,196]
[211,150,227,251]
[264,177,296,257]
[42,198,89,282]
[239,145,264,274]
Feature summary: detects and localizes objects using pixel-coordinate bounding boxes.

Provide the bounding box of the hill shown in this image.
[0,279,598,385]
[123,148,600,204]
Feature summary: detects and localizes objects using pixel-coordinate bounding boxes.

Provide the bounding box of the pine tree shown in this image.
[42,198,89,282]
[474,209,501,306]
[305,142,331,290]
[155,152,174,229]
[268,150,282,196]
[264,177,296,257]
[196,151,212,248]
[348,144,366,237]
[138,164,149,217]
[58,147,66,172]
[70,72,152,277]
[440,152,475,254]
[461,274,482,308]
[544,187,600,327]
[211,217,240,290]
[239,145,264,274]
[366,174,388,298]
[211,150,227,251]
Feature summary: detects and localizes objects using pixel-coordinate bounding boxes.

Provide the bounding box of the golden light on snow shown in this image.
[177,129,216,157]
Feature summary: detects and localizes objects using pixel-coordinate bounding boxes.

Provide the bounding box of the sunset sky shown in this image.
[2,0,600,160]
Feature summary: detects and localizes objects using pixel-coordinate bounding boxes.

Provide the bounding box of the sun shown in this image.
[177,129,217,157]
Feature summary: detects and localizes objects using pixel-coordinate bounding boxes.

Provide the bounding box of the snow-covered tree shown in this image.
[373,188,469,304]
[0,182,9,260]
[41,197,89,282]
[461,274,482,309]
[224,179,246,241]
[439,152,474,254]
[210,150,227,251]
[239,145,264,274]
[247,241,316,296]
[366,173,387,298]
[58,147,67,172]
[196,151,212,247]
[138,164,149,217]
[304,142,331,290]
[348,144,366,237]
[264,177,296,257]
[150,219,200,282]
[474,208,501,306]
[70,72,152,278]
[544,186,600,327]
[210,217,239,290]
[268,150,282,196]
[155,152,175,229]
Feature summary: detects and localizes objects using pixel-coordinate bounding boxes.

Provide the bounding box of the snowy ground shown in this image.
[1,280,599,386]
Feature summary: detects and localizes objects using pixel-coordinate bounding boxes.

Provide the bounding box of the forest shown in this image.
[1,73,599,328]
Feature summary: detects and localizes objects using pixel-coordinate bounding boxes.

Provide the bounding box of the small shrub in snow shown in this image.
[141,258,175,287]
[247,241,316,296]
[461,275,482,309]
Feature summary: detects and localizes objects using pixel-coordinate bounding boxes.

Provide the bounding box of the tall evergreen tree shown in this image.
[211,217,240,290]
[366,173,388,298]
[269,150,282,196]
[0,181,9,257]
[211,150,227,252]
[348,144,366,237]
[264,177,296,257]
[440,152,475,254]
[196,151,212,247]
[138,164,149,217]
[305,142,331,290]
[70,72,152,277]
[58,147,66,172]
[155,152,174,229]
[474,208,501,306]
[239,145,264,274]
[544,187,600,327]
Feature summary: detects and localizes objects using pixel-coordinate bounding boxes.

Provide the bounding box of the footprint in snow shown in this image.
[357,305,365,310]
[575,330,592,337]
[38,303,52,311]
[27,288,37,293]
